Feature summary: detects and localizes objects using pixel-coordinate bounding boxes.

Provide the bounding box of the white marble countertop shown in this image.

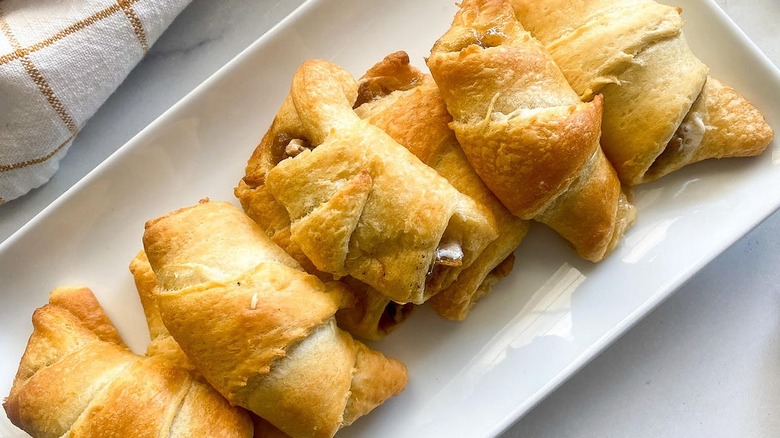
[1,0,778,437]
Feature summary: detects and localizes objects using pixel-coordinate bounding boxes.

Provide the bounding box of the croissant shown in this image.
[235,106,415,340]
[233,208,407,343]
[3,287,253,438]
[142,200,408,438]
[130,251,291,438]
[237,59,499,304]
[236,169,415,341]
[353,51,529,320]
[427,0,636,262]
[509,0,774,184]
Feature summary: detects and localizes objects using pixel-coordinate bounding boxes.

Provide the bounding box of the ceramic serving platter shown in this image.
[1,0,779,436]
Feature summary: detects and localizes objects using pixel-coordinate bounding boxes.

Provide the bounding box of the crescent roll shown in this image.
[237,58,498,304]
[427,0,636,262]
[3,287,253,438]
[236,155,414,341]
[130,251,290,438]
[509,0,773,184]
[354,51,529,320]
[235,95,415,340]
[142,200,408,438]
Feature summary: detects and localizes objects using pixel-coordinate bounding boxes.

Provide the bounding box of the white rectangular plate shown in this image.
[1,0,779,437]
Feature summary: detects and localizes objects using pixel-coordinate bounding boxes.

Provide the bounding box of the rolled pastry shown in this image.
[237,58,498,304]
[236,167,414,341]
[130,251,290,438]
[142,200,408,438]
[354,51,529,320]
[509,0,774,184]
[3,287,253,438]
[427,0,636,262]
[234,110,414,340]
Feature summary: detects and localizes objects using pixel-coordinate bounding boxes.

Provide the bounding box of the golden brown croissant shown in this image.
[427,0,636,262]
[353,51,529,320]
[3,287,253,438]
[235,179,415,341]
[237,59,499,304]
[235,113,415,340]
[130,251,291,438]
[509,0,774,184]
[142,200,408,438]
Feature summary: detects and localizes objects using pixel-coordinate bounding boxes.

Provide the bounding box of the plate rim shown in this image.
[1,0,779,437]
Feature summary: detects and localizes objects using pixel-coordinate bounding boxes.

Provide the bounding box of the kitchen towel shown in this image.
[0,0,191,204]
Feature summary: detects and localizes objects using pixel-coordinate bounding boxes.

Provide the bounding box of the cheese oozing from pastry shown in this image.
[668,110,707,155]
[433,241,464,268]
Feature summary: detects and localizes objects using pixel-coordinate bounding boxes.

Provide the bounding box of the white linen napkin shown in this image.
[0,0,191,204]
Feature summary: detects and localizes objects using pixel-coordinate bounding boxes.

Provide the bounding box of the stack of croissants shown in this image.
[4,0,773,436]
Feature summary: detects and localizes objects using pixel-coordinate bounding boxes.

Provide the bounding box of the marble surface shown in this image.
[0,0,778,436]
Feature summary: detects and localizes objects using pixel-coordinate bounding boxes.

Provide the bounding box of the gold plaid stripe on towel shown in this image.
[0,0,191,204]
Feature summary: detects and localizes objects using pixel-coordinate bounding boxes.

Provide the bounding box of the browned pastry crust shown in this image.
[354,51,529,320]
[427,0,635,262]
[142,200,408,438]
[236,142,415,340]
[130,251,291,438]
[236,58,499,304]
[510,0,773,184]
[3,287,253,438]
[236,173,415,341]
[334,276,416,340]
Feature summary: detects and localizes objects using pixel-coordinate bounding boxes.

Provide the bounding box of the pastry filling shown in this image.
[378,301,415,333]
[433,241,464,267]
[667,111,706,156]
[270,133,314,165]
[646,104,708,180]
[426,241,464,290]
[474,26,506,48]
[284,138,312,158]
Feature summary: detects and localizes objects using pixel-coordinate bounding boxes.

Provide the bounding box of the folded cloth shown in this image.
[0,0,191,204]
